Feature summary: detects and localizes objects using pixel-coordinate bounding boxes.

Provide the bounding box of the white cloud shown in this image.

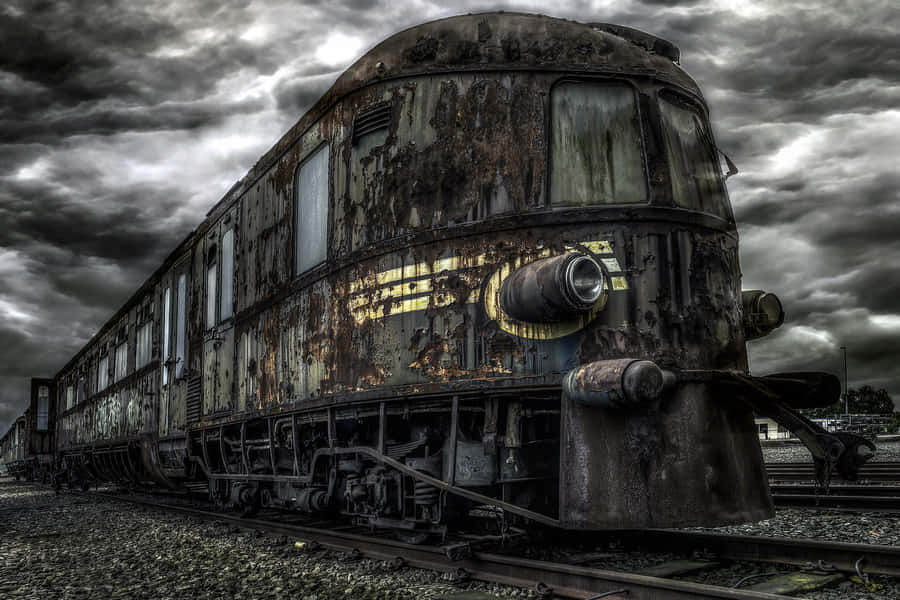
[870,314,900,329]
[315,32,365,66]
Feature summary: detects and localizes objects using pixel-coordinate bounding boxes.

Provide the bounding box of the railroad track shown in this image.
[766,462,900,482]
[56,485,900,599]
[770,483,900,513]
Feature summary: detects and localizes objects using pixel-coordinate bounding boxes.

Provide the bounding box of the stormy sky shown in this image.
[1,0,899,433]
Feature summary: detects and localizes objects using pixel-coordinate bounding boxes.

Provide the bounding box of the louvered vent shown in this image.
[352,103,392,144]
[185,375,202,424]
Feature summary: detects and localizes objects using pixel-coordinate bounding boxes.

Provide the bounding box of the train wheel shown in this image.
[393,530,431,545]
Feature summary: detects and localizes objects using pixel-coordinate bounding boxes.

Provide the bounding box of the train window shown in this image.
[136,322,152,369]
[220,229,234,321]
[658,94,731,219]
[295,143,329,274]
[550,81,647,206]
[175,273,188,378]
[98,354,109,391]
[37,386,49,431]
[115,341,128,382]
[206,245,217,330]
[162,286,171,385]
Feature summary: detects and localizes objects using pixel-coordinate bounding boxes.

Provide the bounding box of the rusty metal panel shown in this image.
[216,327,234,412]
[237,326,255,411]
[561,384,772,528]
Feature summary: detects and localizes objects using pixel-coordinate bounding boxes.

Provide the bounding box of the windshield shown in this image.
[551,81,647,206]
[658,94,732,219]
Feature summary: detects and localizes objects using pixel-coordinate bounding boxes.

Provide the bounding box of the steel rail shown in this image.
[71,489,787,600]
[767,466,900,482]
[771,487,900,512]
[771,484,900,496]
[611,529,900,578]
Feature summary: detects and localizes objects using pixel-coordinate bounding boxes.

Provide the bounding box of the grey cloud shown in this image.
[273,72,340,115]
[2,0,900,431]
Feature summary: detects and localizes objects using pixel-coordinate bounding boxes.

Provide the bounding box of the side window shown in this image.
[220,229,234,321]
[550,81,647,206]
[98,354,109,391]
[162,286,171,385]
[36,386,49,431]
[658,93,731,219]
[66,385,74,411]
[206,245,217,330]
[295,144,329,274]
[115,341,128,382]
[175,273,188,378]
[76,376,85,405]
[137,321,153,369]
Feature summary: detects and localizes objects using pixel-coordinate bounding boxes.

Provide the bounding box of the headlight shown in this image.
[499,253,605,323]
[742,290,785,340]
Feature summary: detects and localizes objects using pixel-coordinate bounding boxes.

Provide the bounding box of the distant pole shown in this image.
[840,345,848,416]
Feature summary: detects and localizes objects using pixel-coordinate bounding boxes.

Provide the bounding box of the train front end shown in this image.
[332,14,875,529]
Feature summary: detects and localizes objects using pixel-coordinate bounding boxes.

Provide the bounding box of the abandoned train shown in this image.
[8,13,875,535]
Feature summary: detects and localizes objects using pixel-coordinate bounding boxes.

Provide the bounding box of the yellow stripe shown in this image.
[349,239,615,294]
[352,292,475,323]
[350,239,625,322]
[577,240,614,255]
[349,278,437,311]
[349,254,487,294]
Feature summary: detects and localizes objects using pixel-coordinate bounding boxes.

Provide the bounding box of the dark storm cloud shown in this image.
[2,0,900,434]
[0,98,265,144]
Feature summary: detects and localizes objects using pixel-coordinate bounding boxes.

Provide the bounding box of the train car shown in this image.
[21,378,57,482]
[1,415,27,480]
[52,13,873,535]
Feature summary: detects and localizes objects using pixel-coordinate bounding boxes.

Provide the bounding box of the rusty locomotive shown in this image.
[26,13,874,536]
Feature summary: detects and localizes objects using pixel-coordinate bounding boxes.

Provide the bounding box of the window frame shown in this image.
[656,88,733,221]
[293,141,330,278]
[205,243,218,331]
[36,385,49,431]
[175,270,189,379]
[97,353,109,392]
[547,77,651,209]
[114,340,128,383]
[136,320,153,370]
[162,285,171,385]
[220,227,235,323]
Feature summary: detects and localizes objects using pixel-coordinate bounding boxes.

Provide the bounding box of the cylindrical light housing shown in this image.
[499,253,605,323]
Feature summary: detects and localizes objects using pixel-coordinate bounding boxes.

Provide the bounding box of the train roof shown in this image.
[0,414,25,443]
[54,12,701,378]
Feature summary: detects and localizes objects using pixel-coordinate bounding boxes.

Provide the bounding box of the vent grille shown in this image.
[185,376,202,424]
[352,103,392,144]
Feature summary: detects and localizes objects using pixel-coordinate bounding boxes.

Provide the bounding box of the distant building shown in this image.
[755,417,791,440]
[755,414,896,440]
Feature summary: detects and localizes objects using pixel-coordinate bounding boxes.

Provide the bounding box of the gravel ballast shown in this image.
[3,478,900,599]
[0,480,533,600]
[763,437,900,463]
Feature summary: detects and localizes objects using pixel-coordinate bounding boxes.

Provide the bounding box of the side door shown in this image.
[202,210,238,416]
[159,254,192,435]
